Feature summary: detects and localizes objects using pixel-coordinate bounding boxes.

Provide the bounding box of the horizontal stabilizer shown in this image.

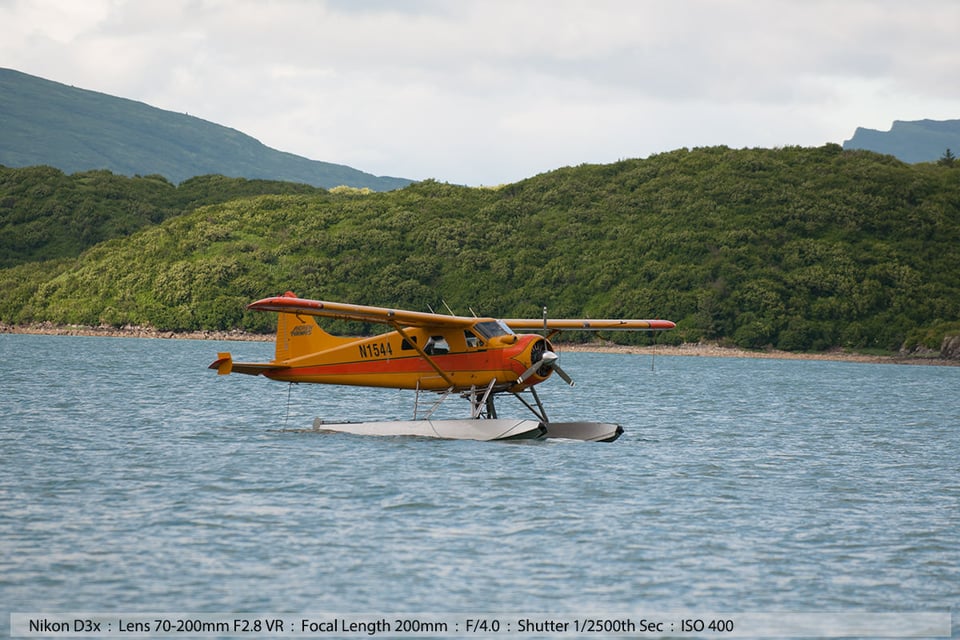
[208,352,286,376]
[209,352,233,375]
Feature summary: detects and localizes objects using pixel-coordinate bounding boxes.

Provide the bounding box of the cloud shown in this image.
[2,0,959,184]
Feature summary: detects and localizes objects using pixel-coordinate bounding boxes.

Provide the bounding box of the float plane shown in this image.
[210,292,675,442]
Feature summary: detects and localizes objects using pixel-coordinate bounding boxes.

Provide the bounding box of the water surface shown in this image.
[1,335,957,635]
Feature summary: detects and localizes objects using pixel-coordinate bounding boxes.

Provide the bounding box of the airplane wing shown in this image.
[247,293,675,332]
[246,293,477,328]
[504,318,676,332]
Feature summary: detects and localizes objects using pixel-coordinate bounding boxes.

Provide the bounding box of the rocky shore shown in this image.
[0,322,271,342]
[4,321,958,366]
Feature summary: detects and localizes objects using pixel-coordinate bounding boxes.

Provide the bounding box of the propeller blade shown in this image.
[517,350,556,384]
[553,364,575,387]
[516,363,539,385]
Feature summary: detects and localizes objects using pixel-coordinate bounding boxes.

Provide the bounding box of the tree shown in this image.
[938,148,956,167]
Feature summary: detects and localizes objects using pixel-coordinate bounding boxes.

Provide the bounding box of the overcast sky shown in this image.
[3,0,960,185]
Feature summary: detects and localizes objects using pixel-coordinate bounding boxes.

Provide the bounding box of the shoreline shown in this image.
[2,322,957,367]
[558,341,958,366]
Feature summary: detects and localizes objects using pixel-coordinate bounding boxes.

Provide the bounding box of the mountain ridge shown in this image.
[0,67,412,191]
[842,118,960,163]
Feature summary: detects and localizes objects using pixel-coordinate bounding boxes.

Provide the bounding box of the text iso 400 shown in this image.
[681,619,735,633]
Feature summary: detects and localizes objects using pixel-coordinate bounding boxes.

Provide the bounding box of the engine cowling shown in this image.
[511,335,569,391]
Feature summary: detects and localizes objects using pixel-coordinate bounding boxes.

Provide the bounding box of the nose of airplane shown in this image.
[517,339,575,387]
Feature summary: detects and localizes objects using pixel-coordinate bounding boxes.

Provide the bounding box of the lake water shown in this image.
[1,334,957,638]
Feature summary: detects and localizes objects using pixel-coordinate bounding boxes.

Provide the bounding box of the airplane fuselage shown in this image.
[264,327,549,392]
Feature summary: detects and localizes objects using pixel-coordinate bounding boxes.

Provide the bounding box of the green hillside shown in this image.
[2,145,959,354]
[0,165,324,267]
[0,68,412,191]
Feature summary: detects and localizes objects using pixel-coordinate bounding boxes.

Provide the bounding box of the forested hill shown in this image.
[0,68,412,191]
[0,166,329,267]
[2,144,959,355]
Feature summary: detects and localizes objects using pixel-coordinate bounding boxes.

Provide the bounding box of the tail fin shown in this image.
[274,293,354,363]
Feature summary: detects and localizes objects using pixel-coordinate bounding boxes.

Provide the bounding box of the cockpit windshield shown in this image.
[473,320,514,340]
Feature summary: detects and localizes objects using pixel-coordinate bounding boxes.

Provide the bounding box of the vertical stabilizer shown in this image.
[273,292,351,363]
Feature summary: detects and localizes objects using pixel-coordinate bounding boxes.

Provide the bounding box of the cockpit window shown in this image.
[473,320,514,340]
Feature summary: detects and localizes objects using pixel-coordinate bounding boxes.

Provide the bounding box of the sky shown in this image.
[3,0,960,186]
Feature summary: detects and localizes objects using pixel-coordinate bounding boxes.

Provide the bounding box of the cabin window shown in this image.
[401,336,418,351]
[424,336,450,355]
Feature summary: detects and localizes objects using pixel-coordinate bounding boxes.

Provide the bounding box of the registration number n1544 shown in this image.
[358,341,393,359]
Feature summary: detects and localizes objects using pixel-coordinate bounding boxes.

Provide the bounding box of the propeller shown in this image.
[516,339,575,387]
